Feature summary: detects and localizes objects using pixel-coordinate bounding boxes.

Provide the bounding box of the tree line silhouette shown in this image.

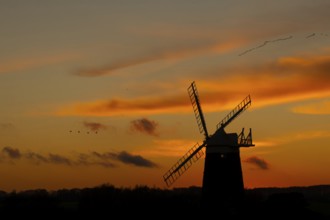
[0,184,329,219]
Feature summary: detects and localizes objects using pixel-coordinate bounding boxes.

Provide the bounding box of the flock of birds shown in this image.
[239,32,329,56]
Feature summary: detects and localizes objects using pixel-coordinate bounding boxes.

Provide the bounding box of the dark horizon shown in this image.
[0,183,329,219]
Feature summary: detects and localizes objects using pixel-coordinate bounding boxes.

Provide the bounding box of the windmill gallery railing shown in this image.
[238,128,253,147]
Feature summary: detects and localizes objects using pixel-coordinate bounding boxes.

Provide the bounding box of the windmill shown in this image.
[163,81,254,203]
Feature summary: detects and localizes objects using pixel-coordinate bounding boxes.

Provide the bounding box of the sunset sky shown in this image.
[0,1,329,192]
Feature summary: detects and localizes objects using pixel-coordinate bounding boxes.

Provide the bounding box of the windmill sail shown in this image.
[163,142,206,187]
[188,81,209,139]
[216,95,251,130]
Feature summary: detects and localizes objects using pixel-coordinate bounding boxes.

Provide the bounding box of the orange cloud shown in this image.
[74,40,243,77]
[134,139,199,157]
[56,54,330,116]
[292,101,330,115]
[256,130,330,147]
[252,141,277,148]
[0,52,81,74]
[198,54,330,109]
[56,94,189,116]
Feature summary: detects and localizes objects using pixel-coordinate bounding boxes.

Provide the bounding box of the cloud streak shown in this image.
[0,147,158,168]
[135,139,199,157]
[255,130,330,149]
[244,156,269,170]
[0,52,81,74]
[198,53,330,110]
[280,130,330,144]
[56,94,188,116]
[292,100,330,115]
[55,53,330,117]
[130,118,159,136]
[74,41,243,77]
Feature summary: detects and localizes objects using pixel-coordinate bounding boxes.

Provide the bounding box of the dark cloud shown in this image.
[2,146,21,159]
[116,151,158,168]
[26,152,49,164]
[83,121,107,132]
[92,151,116,160]
[17,151,73,166]
[130,118,159,136]
[76,153,90,165]
[244,156,269,170]
[0,147,157,168]
[0,123,14,129]
[94,161,116,168]
[92,151,157,168]
[76,153,116,168]
[49,154,72,166]
[88,152,117,168]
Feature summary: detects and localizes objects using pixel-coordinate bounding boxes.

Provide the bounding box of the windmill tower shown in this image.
[163,81,254,205]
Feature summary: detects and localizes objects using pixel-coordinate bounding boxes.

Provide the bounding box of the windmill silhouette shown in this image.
[163,81,254,203]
